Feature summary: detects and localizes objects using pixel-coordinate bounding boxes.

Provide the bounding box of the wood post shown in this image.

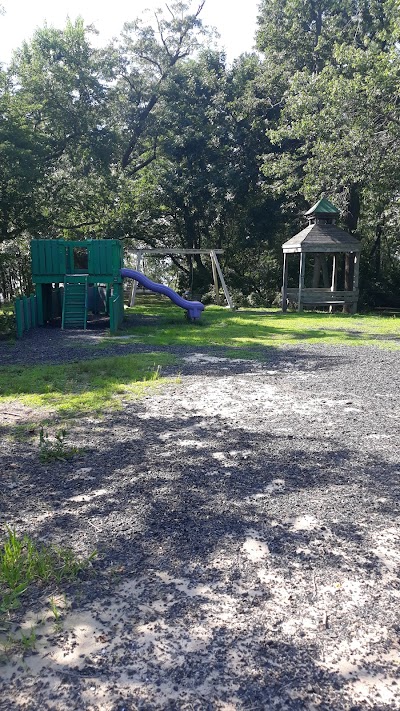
[210,251,235,310]
[343,252,354,313]
[298,252,305,312]
[23,296,31,330]
[352,252,360,291]
[282,252,289,312]
[329,254,338,313]
[129,251,143,307]
[331,254,338,291]
[15,298,24,338]
[110,284,123,333]
[211,252,220,305]
[351,252,360,314]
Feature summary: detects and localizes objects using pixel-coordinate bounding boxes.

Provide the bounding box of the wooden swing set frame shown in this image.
[128,249,234,310]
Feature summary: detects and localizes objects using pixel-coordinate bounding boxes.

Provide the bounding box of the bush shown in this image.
[0,305,15,340]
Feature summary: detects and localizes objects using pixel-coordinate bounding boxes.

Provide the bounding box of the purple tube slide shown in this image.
[120,268,205,320]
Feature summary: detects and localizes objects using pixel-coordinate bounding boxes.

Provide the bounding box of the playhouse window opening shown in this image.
[73,247,88,271]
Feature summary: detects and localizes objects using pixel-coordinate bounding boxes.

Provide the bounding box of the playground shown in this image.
[1,298,400,710]
[13,240,208,339]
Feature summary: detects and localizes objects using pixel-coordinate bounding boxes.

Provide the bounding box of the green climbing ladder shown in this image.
[62,275,88,329]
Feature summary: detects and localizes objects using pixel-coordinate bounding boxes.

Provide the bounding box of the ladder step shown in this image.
[62,277,88,330]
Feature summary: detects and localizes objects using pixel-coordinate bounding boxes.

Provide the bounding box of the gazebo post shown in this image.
[329,253,338,313]
[351,253,360,314]
[298,252,305,312]
[282,252,289,312]
[343,252,354,313]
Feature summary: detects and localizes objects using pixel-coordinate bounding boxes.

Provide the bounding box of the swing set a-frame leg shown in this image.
[129,251,143,307]
[211,254,220,305]
[210,250,235,310]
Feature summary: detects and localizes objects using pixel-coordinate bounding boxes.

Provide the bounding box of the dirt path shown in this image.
[1,339,400,710]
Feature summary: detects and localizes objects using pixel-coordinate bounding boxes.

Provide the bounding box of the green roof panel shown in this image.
[305,198,340,216]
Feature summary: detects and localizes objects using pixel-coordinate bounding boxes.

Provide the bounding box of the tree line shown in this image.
[1,0,399,306]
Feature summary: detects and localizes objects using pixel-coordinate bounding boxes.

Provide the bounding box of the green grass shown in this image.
[1,300,398,426]
[0,352,176,418]
[0,528,95,624]
[108,298,400,351]
[7,423,38,443]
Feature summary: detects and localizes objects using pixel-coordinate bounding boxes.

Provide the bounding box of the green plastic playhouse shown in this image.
[25,239,124,333]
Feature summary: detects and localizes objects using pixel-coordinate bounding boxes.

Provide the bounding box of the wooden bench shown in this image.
[285,288,358,311]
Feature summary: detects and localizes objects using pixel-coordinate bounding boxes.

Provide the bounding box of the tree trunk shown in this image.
[370,221,383,278]
[344,184,361,233]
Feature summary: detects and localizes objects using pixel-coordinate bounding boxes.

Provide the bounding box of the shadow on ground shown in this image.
[1,381,399,709]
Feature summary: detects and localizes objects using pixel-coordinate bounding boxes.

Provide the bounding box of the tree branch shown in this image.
[122,94,158,169]
[53,220,100,230]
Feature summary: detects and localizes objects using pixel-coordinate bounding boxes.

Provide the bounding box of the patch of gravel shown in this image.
[0,328,400,710]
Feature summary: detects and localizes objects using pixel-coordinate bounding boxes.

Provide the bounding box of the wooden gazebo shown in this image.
[281,198,361,313]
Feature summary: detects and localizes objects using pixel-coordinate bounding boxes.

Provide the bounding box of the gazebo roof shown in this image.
[282,222,361,254]
[305,198,340,217]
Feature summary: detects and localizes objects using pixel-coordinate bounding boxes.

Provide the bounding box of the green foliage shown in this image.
[19,626,37,652]
[49,596,62,622]
[257,0,398,74]
[38,427,80,463]
[2,19,118,240]
[258,0,400,305]
[0,527,96,621]
[117,49,278,295]
[1,0,399,306]
[0,303,15,340]
[0,236,32,304]
[117,2,207,172]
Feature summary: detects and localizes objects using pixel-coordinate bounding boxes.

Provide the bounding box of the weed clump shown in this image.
[38,427,80,463]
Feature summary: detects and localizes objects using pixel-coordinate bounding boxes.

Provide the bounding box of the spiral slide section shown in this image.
[120,268,205,320]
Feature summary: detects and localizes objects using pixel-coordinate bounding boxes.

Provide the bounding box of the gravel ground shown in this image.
[1,326,400,710]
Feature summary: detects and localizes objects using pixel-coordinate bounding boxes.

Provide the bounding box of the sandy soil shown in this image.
[1,332,400,710]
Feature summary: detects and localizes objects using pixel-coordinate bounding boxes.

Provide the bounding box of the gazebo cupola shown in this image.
[305,197,339,225]
[281,197,361,313]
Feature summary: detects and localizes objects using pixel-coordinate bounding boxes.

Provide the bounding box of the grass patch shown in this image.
[114,297,400,350]
[0,352,176,417]
[0,528,95,624]
[7,423,38,443]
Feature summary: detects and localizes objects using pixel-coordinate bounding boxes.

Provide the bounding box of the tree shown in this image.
[257,0,400,302]
[115,50,283,299]
[113,1,206,173]
[1,5,209,242]
[0,69,46,241]
[0,19,117,239]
